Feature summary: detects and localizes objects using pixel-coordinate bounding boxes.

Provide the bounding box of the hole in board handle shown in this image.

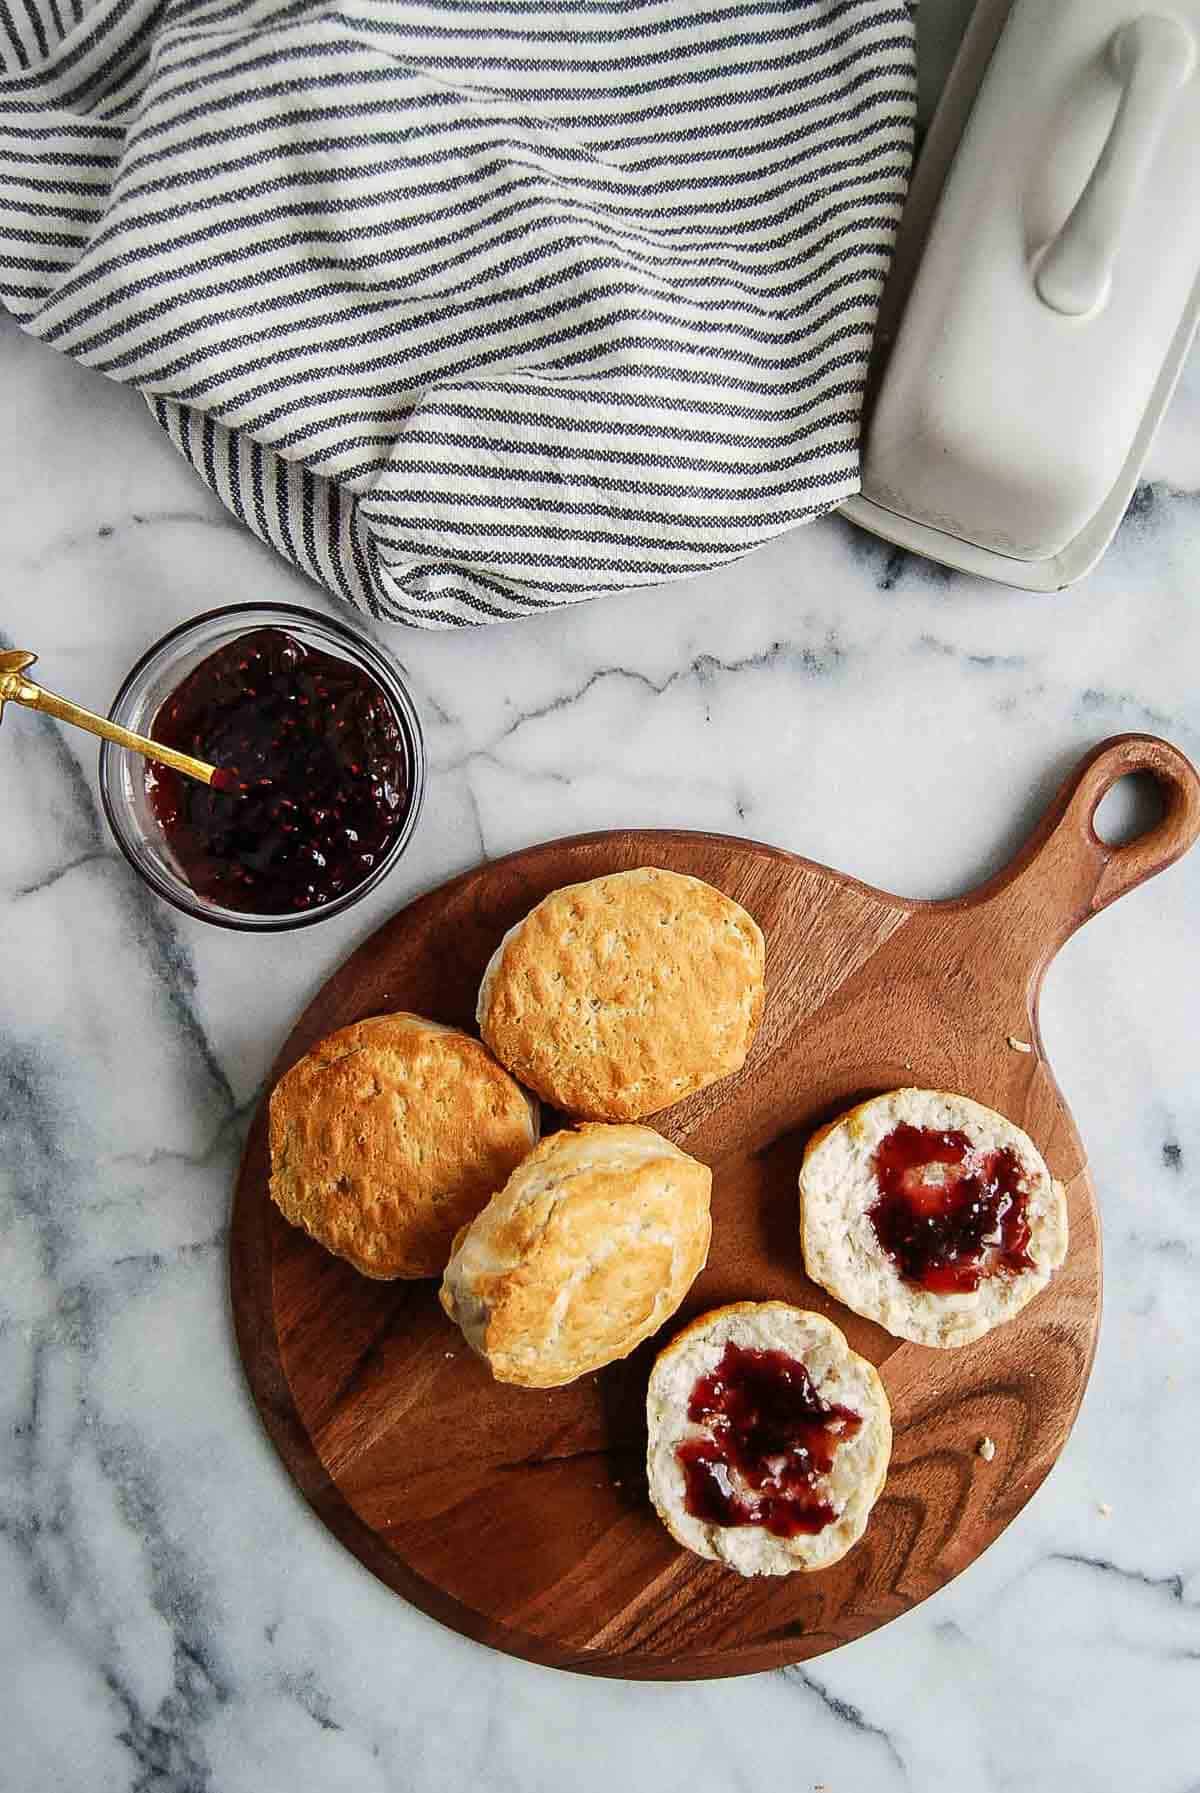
[1092,771,1167,847]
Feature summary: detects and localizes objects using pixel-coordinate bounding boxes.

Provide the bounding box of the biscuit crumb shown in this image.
[1097,1501,1112,1518]
[1007,1036,1033,1054]
[977,1436,996,1461]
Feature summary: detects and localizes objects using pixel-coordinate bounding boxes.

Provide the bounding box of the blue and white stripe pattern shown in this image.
[0,0,916,627]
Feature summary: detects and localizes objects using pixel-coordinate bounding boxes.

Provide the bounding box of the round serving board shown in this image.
[231,735,1200,1678]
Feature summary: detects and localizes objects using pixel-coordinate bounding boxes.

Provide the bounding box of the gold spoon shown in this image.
[0,649,228,788]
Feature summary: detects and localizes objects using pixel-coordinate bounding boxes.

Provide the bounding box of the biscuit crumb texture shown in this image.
[646,1302,891,1576]
[269,1013,539,1279]
[477,867,765,1120]
[799,1089,1069,1348]
[440,1123,712,1387]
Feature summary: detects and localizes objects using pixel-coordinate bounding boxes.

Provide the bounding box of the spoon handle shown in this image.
[15,679,220,787]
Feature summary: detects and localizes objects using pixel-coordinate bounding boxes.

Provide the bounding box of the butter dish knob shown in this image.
[1034,14,1196,319]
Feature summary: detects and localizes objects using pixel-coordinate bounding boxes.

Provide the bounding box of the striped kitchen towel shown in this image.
[0,0,917,628]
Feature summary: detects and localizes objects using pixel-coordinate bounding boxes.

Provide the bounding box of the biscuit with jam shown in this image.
[799,1088,1068,1348]
[647,1302,891,1576]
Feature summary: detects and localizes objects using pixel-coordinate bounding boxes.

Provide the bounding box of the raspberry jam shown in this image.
[677,1341,862,1538]
[869,1123,1035,1294]
[146,627,410,915]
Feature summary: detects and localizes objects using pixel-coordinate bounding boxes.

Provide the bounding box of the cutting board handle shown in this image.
[975,734,1200,979]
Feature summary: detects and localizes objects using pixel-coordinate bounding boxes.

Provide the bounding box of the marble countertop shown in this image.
[4,6,1200,1787]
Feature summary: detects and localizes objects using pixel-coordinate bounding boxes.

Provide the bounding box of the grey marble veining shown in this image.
[4,6,1200,1782]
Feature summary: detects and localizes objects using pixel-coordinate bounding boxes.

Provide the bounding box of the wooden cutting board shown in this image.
[230,734,1200,1678]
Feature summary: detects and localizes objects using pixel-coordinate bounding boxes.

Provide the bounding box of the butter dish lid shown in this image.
[858,0,1200,568]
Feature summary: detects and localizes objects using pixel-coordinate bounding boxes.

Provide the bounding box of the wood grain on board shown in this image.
[231,734,1200,1677]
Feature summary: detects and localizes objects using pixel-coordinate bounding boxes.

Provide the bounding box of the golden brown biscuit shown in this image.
[269,1013,539,1279]
[439,1123,712,1387]
[799,1088,1068,1348]
[646,1302,891,1576]
[476,867,765,1120]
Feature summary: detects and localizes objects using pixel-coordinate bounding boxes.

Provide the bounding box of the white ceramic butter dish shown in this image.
[843,0,1200,588]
